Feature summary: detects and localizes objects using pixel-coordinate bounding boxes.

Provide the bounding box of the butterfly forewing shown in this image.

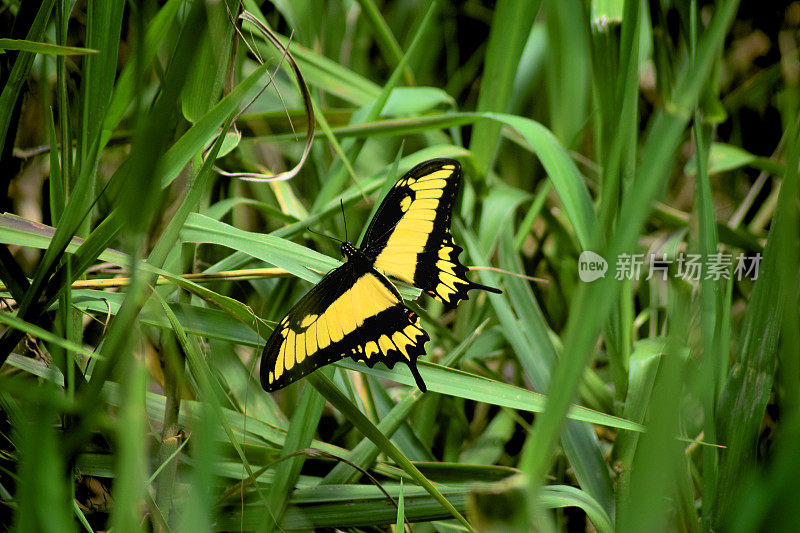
[362,158,501,309]
[260,259,430,392]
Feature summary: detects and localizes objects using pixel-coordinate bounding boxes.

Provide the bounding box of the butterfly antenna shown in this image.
[306,226,342,245]
[340,199,348,243]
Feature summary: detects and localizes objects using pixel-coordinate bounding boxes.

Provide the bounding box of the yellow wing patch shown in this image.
[373,166,457,284]
[264,271,425,389]
[293,275,393,368]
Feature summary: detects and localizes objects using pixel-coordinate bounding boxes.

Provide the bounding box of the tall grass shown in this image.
[1,0,797,531]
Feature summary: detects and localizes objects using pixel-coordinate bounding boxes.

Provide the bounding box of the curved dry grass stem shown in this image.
[212,10,316,183]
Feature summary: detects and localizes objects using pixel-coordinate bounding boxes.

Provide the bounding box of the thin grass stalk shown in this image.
[692,115,722,528]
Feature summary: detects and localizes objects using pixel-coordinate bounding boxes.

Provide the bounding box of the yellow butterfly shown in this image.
[261,159,501,392]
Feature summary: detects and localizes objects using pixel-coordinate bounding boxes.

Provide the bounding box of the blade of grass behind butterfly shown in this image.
[589,0,623,173]
[307,372,475,531]
[468,223,615,515]
[595,0,642,236]
[323,362,643,431]
[594,0,640,410]
[467,0,540,177]
[311,1,438,211]
[180,0,236,123]
[181,213,339,283]
[65,283,642,434]
[543,0,590,148]
[321,324,484,485]
[246,111,479,144]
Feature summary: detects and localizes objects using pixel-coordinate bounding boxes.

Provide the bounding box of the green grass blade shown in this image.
[181,0,236,122]
[11,394,73,531]
[109,340,148,531]
[713,98,800,525]
[78,0,124,169]
[355,0,414,84]
[103,0,184,133]
[0,39,96,55]
[468,0,541,175]
[0,0,55,155]
[543,0,589,146]
[692,115,723,525]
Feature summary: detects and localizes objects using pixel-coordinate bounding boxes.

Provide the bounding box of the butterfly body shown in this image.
[260,159,501,393]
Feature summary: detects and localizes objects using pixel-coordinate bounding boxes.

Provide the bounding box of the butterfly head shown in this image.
[340,241,357,260]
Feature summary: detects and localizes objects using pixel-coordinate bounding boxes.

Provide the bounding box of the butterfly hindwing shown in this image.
[260,258,430,392]
[362,158,501,309]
